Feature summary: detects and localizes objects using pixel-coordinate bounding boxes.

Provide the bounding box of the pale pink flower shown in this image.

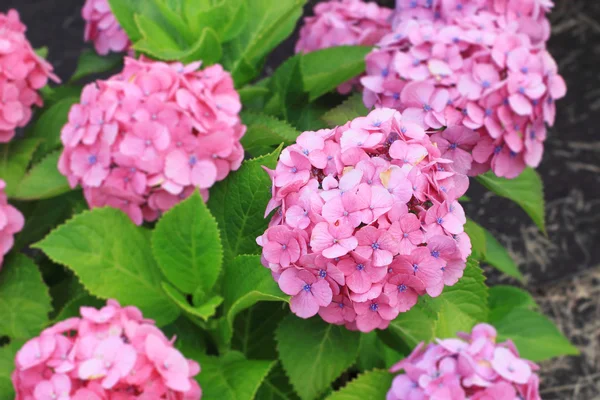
[278,268,333,318]
[82,0,130,55]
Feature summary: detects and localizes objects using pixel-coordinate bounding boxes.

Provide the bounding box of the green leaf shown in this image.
[321,93,369,128]
[256,362,300,400]
[476,168,546,234]
[219,255,289,345]
[162,282,223,321]
[241,112,300,157]
[494,308,579,361]
[357,332,387,370]
[232,302,288,360]
[222,0,306,86]
[482,228,523,281]
[301,46,371,101]
[152,191,222,294]
[27,97,79,159]
[197,351,274,400]
[0,139,40,197]
[71,49,123,82]
[207,147,281,262]
[464,219,486,260]
[270,55,305,122]
[35,47,49,59]
[34,207,180,326]
[325,370,393,400]
[276,315,361,400]
[380,300,437,354]
[0,340,24,398]
[488,285,537,323]
[12,151,70,201]
[0,254,52,338]
[427,257,488,338]
[107,0,162,42]
[187,0,247,42]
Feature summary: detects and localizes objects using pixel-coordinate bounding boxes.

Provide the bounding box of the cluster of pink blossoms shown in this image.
[13,299,201,399]
[257,108,471,332]
[362,0,566,177]
[387,323,541,400]
[295,0,392,93]
[58,57,245,225]
[0,9,59,142]
[0,179,24,269]
[82,0,130,55]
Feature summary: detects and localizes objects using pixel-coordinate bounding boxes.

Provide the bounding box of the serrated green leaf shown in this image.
[301,46,371,101]
[321,93,369,128]
[27,97,79,159]
[488,285,537,323]
[476,168,546,234]
[107,0,156,42]
[380,300,437,354]
[232,302,287,360]
[222,0,306,86]
[186,0,247,42]
[152,191,222,294]
[0,139,40,197]
[276,315,361,400]
[241,112,300,157]
[464,219,486,260]
[325,370,393,400]
[34,207,180,326]
[197,351,275,400]
[0,339,24,398]
[494,308,579,361]
[482,228,523,281]
[0,254,52,338]
[162,281,223,321]
[219,255,289,346]
[71,49,123,82]
[427,257,488,338]
[12,151,70,200]
[256,362,300,400]
[207,146,281,262]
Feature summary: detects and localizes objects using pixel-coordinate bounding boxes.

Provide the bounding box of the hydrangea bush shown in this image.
[0,1,579,400]
[258,108,471,331]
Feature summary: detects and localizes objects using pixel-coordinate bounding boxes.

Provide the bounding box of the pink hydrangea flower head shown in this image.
[258,108,471,332]
[387,323,541,400]
[0,179,25,269]
[82,0,130,55]
[362,0,564,178]
[58,57,245,224]
[0,9,59,142]
[12,299,202,399]
[296,0,393,94]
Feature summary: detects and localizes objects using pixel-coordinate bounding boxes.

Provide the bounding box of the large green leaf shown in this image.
[325,370,393,400]
[301,46,371,101]
[107,0,163,42]
[186,0,247,42]
[488,285,537,323]
[152,191,222,294]
[321,93,369,128]
[219,255,289,345]
[207,147,281,262]
[222,0,306,86]
[494,308,579,361]
[27,97,79,159]
[380,300,437,354]
[162,282,223,321]
[71,49,123,82]
[276,315,361,400]
[241,112,300,157]
[464,219,487,260]
[232,301,288,360]
[270,55,306,123]
[197,351,274,400]
[0,339,24,398]
[0,254,52,338]
[426,257,488,338]
[34,207,179,326]
[476,168,546,234]
[0,139,40,197]
[12,151,70,201]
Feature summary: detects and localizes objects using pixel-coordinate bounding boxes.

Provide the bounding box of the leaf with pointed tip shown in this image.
[162,282,223,321]
[71,49,122,82]
[0,139,40,197]
[325,370,394,400]
[0,339,24,398]
[488,285,537,323]
[12,151,70,200]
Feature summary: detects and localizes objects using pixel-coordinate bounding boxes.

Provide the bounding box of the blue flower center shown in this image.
[449,143,458,150]
[423,104,432,112]
[398,284,408,292]
[356,264,365,271]
[303,284,311,292]
[485,108,493,116]
[291,167,298,173]
[412,263,419,274]
[437,217,443,225]
[494,145,503,154]
[88,155,97,165]
[403,233,409,238]
[393,93,400,100]
[318,269,327,278]
[281,244,287,250]
[372,120,382,127]
[431,250,440,258]
[189,155,198,166]
[520,67,529,74]
[481,80,491,89]
[370,303,379,311]
[381,68,389,78]
[371,242,380,250]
